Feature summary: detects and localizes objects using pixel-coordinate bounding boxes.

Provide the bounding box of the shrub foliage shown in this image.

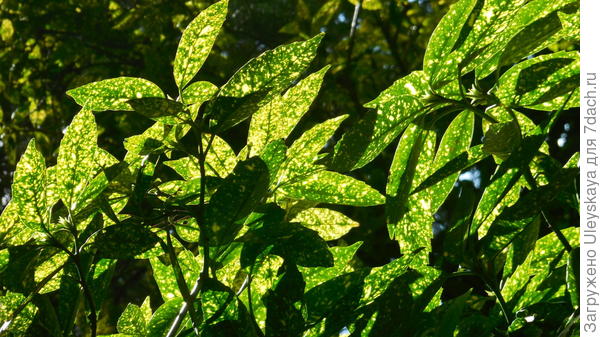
[0,0,579,336]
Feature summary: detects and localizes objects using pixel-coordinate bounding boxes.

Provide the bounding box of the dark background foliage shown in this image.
[0,0,579,334]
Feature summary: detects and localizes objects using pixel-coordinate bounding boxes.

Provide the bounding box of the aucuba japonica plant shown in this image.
[0,0,580,336]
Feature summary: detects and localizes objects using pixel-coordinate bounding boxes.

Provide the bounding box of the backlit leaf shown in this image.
[11,139,48,232]
[471,134,546,236]
[220,34,323,98]
[150,250,201,301]
[299,242,362,290]
[278,115,347,182]
[117,303,146,336]
[411,145,488,195]
[335,71,429,170]
[247,66,329,156]
[56,110,118,212]
[480,166,578,259]
[494,51,579,109]
[181,81,218,105]
[482,120,522,159]
[393,110,473,252]
[279,171,384,207]
[0,291,38,335]
[423,0,479,79]
[173,0,227,89]
[127,97,186,125]
[292,208,359,241]
[474,0,578,79]
[165,134,237,179]
[67,77,164,111]
[0,202,35,246]
[146,298,184,337]
[502,227,578,311]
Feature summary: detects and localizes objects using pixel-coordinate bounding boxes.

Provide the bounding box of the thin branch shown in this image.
[0,263,65,333]
[163,231,202,332]
[72,254,97,337]
[165,101,214,337]
[542,211,572,252]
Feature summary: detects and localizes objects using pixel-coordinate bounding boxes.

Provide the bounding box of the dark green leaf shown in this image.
[482,120,522,159]
[203,157,269,246]
[94,223,159,259]
[127,97,186,124]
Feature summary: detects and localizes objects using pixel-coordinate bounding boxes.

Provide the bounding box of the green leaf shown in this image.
[181,81,218,105]
[0,202,35,246]
[67,77,164,111]
[208,91,271,133]
[480,167,578,259]
[482,120,522,159]
[0,291,38,335]
[333,71,429,170]
[204,157,269,246]
[259,140,287,186]
[291,208,358,241]
[146,298,184,337]
[127,97,186,124]
[387,126,436,240]
[432,0,530,87]
[423,0,480,79]
[263,263,305,337]
[117,303,146,337]
[299,242,362,290]
[471,134,546,236]
[35,251,68,294]
[165,134,237,179]
[124,123,172,156]
[247,66,329,156]
[502,227,578,311]
[241,221,333,267]
[279,171,384,207]
[555,5,579,42]
[311,0,341,33]
[150,250,201,301]
[279,115,347,182]
[304,271,365,323]
[474,0,578,79]
[11,139,48,232]
[393,111,473,252]
[200,279,236,323]
[494,51,579,109]
[270,224,334,267]
[385,124,427,227]
[220,33,323,98]
[173,0,228,89]
[360,253,416,306]
[411,145,488,195]
[434,291,471,337]
[56,110,118,212]
[567,247,579,307]
[94,223,159,259]
[502,213,540,279]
